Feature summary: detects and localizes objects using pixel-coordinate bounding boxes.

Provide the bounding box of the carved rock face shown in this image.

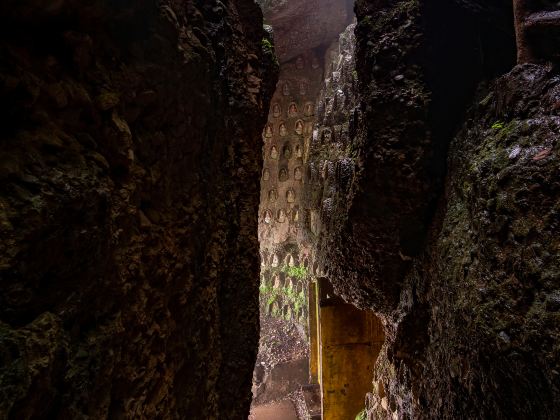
[295,120,304,135]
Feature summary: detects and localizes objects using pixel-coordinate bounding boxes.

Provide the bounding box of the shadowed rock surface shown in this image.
[306,0,560,418]
[0,0,277,418]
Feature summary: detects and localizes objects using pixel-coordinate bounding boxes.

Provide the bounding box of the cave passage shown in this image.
[0,0,558,419]
[251,2,385,419]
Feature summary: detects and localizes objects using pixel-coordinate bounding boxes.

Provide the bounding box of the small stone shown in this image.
[545,292,560,312]
[498,331,510,344]
[532,147,552,161]
[394,74,405,81]
[509,145,521,159]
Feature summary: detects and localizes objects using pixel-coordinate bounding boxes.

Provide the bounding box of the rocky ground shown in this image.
[255,315,309,371]
[250,315,309,417]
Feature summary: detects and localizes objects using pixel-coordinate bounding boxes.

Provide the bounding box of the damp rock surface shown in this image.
[307,0,559,418]
[0,0,277,418]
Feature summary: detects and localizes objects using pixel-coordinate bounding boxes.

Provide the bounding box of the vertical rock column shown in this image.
[0,0,277,418]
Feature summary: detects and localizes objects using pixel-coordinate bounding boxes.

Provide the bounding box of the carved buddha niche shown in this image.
[283,145,292,159]
[270,146,278,159]
[288,103,298,117]
[296,56,304,70]
[279,167,289,181]
[282,82,290,96]
[277,209,287,223]
[295,144,303,158]
[286,189,296,203]
[264,210,272,224]
[265,123,273,138]
[272,103,281,118]
[295,120,304,135]
[294,167,303,181]
[293,209,300,222]
[269,189,278,202]
[279,123,287,137]
[263,168,270,181]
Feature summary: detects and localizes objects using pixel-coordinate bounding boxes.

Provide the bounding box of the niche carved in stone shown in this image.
[279,123,288,137]
[265,123,273,138]
[277,209,287,223]
[264,210,272,224]
[295,120,304,135]
[288,103,298,117]
[283,144,292,159]
[279,167,289,181]
[293,208,300,222]
[287,189,296,203]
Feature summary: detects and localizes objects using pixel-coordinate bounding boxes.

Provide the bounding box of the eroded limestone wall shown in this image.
[307,0,560,418]
[0,1,276,418]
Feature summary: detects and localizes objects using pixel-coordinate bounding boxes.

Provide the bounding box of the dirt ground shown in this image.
[249,400,298,420]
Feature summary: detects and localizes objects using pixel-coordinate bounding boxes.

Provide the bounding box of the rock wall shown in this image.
[257,0,353,330]
[369,62,560,420]
[0,1,276,418]
[308,0,560,418]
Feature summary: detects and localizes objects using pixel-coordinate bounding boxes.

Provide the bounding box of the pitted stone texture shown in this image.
[323,0,516,313]
[0,0,277,418]
[369,63,560,420]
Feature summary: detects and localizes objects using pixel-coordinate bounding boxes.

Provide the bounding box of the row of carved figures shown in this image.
[264,120,311,138]
[267,144,304,160]
[267,188,297,203]
[263,166,303,182]
[271,102,315,118]
[263,208,300,224]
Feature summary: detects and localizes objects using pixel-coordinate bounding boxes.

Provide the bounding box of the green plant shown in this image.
[491,121,504,130]
[281,265,308,280]
[355,410,367,420]
[261,38,273,52]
